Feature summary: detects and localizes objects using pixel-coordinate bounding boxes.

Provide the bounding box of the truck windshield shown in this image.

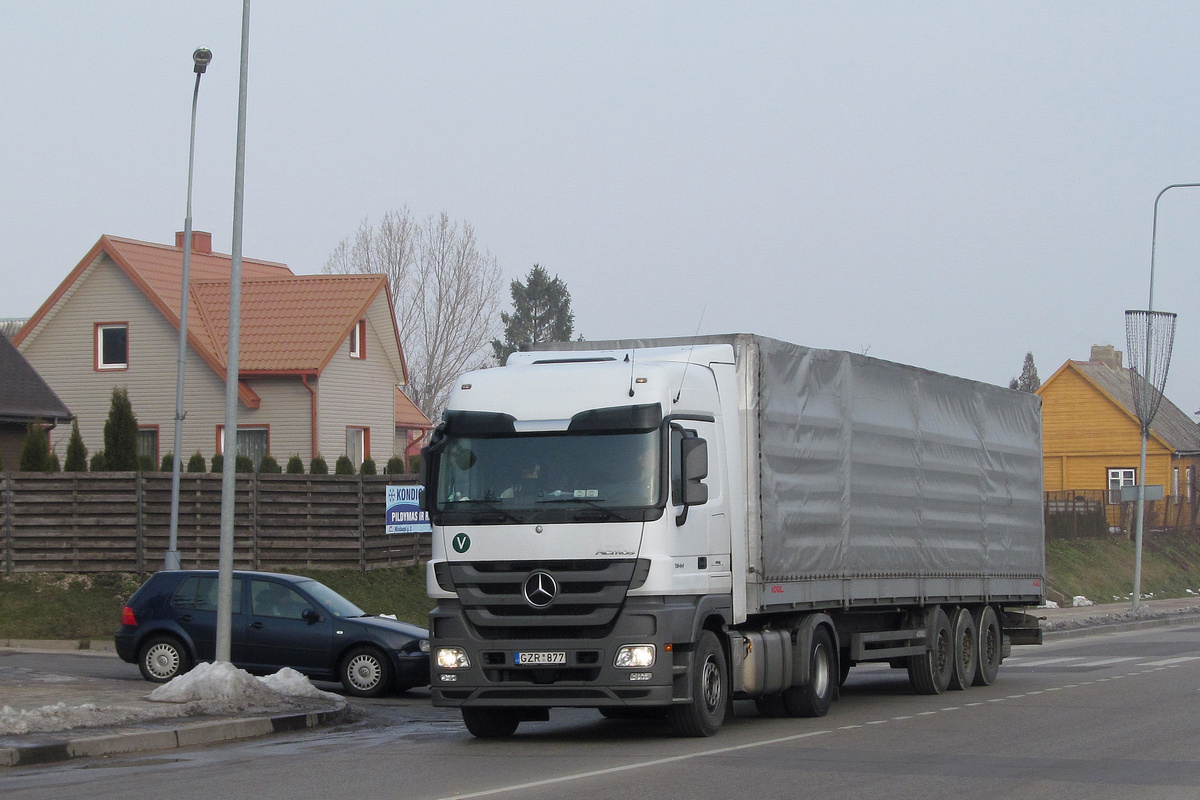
[435,429,662,521]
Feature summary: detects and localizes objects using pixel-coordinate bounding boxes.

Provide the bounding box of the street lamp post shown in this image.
[216,0,251,663]
[1127,183,1199,610]
[166,46,213,572]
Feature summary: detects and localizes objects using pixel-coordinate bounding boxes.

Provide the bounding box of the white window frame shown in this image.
[96,323,129,370]
[1108,468,1136,504]
[349,319,366,359]
[346,427,368,467]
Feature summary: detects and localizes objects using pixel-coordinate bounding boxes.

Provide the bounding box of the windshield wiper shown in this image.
[537,496,632,521]
[448,499,523,524]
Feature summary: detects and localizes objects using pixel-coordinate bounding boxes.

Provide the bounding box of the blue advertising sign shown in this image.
[386,485,431,534]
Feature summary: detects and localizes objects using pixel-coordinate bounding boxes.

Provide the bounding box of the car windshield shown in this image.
[298,579,366,618]
[436,429,661,517]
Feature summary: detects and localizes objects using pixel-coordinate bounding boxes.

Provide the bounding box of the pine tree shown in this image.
[492,265,575,364]
[1009,352,1041,393]
[64,420,88,472]
[103,388,139,470]
[19,421,51,471]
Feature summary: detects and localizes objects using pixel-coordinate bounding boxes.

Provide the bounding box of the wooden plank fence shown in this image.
[0,472,430,574]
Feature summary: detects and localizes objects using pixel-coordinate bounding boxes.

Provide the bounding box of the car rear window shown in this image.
[173,576,243,614]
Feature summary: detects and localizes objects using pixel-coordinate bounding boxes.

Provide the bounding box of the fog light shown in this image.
[419,639,431,653]
[436,646,470,669]
[614,644,655,668]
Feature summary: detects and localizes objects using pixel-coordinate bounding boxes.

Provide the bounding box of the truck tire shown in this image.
[907,607,953,695]
[973,605,1002,686]
[462,707,521,738]
[668,631,728,737]
[948,607,978,691]
[782,626,834,717]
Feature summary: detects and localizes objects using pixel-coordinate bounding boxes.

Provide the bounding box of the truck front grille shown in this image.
[449,559,645,639]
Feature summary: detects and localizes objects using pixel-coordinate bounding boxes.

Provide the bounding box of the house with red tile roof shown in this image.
[13,232,431,469]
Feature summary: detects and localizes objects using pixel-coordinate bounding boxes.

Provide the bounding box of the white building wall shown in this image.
[315,297,400,464]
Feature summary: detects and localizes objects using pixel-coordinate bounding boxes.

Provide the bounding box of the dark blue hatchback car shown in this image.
[114,570,429,697]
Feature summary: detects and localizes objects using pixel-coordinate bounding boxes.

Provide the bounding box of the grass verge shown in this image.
[4,534,1200,642]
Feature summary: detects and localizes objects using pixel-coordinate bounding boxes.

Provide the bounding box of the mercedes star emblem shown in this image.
[522,571,558,608]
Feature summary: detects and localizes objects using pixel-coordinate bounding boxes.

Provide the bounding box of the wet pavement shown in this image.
[3,597,1199,767]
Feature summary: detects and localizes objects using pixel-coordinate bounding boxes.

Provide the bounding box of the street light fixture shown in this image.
[166,46,213,571]
[1126,182,1200,610]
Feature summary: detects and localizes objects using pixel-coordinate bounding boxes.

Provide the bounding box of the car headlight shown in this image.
[436,646,470,669]
[614,644,655,668]
[419,638,431,653]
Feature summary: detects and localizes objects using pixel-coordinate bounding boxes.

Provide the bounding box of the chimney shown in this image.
[1089,344,1123,369]
[174,230,213,254]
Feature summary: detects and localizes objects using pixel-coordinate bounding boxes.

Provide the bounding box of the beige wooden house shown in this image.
[13,232,430,468]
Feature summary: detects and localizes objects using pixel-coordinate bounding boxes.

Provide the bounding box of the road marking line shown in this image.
[1072,657,1138,667]
[1007,657,1075,667]
[434,728,834,800]
[1139,656,1200,666]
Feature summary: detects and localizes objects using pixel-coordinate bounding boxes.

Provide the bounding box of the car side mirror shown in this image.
[302,608,322,624]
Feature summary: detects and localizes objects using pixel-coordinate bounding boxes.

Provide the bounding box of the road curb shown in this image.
[1042,610,1200,640]
[0,704,352,767]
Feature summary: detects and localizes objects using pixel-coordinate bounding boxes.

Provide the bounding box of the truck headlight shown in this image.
[614,644,655,668]
[436,646,471,669]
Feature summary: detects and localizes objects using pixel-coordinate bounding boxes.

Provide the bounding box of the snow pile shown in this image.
[148,662,342,711]
[1072,596,1095,607]
[0,701,187,735]
[0,664,342,737]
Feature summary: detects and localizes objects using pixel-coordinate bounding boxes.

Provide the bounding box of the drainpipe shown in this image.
[302,374,317,459]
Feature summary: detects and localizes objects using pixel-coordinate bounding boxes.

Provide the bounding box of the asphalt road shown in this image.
[4,621,1200,800]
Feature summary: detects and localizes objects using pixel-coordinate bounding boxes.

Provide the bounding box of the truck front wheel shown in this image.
[462,708,521,738]
[669,631,728,737]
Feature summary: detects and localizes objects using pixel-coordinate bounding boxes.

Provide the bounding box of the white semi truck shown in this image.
[422,334,1044,738]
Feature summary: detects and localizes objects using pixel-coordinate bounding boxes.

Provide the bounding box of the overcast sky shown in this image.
[5,2,1200,413]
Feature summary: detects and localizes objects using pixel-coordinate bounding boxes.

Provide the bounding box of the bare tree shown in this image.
[325,208,502,421]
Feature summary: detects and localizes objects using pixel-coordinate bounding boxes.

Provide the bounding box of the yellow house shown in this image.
[1038,345,1200,508]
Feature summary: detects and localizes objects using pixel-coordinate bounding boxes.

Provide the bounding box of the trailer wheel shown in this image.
[973,605,1002,686]
[907,607,953,695]
[782,626,834,718]
[948,607,978,691]
[462,708,521,738]
[668,631,728,737]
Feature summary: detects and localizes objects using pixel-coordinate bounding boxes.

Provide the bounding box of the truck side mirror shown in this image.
[680,437,709,507]
[417,456,430,511]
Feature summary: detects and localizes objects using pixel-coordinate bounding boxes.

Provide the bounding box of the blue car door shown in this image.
[242,579,333,673]
[170,576,244,661]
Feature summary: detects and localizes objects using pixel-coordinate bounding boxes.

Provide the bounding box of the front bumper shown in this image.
[429,596,702,708]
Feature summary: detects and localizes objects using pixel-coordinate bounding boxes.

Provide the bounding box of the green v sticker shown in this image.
[452,532,471,553]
